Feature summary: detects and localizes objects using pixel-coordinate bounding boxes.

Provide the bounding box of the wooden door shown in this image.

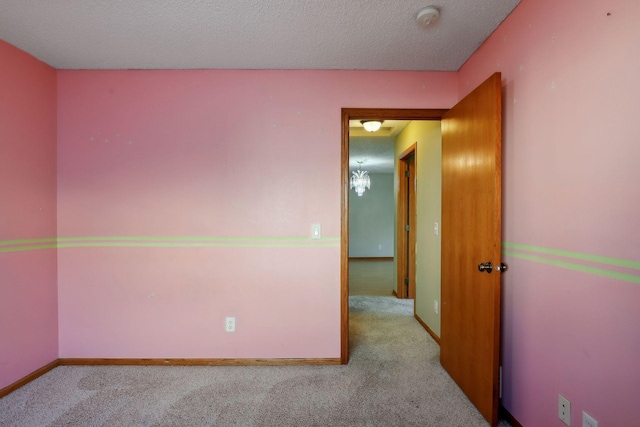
[407,155,416,299]
[440,73,502,426]
[397,145,417,299]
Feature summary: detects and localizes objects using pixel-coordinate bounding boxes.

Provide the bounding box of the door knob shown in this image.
[478,261,493,273]
[496,263,508,272]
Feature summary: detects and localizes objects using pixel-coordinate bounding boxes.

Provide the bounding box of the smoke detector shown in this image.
[417,7,440,28]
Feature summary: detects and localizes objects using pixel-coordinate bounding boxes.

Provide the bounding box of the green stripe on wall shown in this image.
[0,244,58,253]
[503,250,640,285]
[503,242,640,271]
[0,236,340,253]
[57,236,340,242]
[0,238,58,246]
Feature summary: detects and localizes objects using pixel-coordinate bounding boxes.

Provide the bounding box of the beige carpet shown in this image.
[349,258,395,296]
[0,297,511,426]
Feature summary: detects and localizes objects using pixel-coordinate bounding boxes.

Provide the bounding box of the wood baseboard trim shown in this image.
[0,359,60,399]
[0,358,520,427]
[1,357,341,397]
[348,257,394,261]
[58,358,342,367]
[392,289,398,297]
[499,404,524,427]
[414,313,441,345]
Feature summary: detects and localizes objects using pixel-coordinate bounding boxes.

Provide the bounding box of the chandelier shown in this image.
[350,161,371,196]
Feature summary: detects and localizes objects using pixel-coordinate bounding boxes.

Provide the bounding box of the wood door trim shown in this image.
[342,108,448,121]
[341,108,445,364]
[341,109,351,364]
[398,143,418,160]
[408,155,417,299]
[397,144,417,299]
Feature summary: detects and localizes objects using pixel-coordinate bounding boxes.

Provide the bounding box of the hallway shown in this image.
[348,258,395,296]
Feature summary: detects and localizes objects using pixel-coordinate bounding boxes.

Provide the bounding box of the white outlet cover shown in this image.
[225,317,235,332]
[559,394,571,426]
[582,411,598,427]
[311,224,321,239]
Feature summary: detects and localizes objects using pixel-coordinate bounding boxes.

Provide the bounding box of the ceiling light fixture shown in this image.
[417,6,440,28]
[350,161,371,197]
[361,120,383,132]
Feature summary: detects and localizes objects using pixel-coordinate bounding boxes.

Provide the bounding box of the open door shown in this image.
[397,145,417,299]
[440,73,503,426]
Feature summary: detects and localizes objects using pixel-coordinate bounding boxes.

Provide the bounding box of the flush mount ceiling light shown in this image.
[361,120,383,132]
[417,6,440,28]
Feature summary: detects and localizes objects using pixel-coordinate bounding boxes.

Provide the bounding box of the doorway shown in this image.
[340,108,447,364]
[341,73,503,425]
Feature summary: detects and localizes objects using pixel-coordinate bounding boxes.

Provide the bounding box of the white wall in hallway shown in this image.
[348,173,394,258]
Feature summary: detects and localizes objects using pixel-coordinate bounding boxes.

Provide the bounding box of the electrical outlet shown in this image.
[582,411,598,427]
[434,300,439,314]
[559,394,571,426]
[225,317,235,332]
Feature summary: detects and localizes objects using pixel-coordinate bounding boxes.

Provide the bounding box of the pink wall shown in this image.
[0,41,58,390]
[12,4,638,422]
[459,0,640,425]
[56,70,457,358]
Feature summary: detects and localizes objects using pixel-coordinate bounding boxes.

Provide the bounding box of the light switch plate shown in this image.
[311,224,321,239]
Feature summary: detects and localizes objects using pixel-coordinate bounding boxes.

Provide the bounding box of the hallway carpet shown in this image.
[348,259,395,296]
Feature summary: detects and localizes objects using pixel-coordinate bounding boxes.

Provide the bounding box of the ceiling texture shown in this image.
[0,0,520,175]
[0,0,520,71]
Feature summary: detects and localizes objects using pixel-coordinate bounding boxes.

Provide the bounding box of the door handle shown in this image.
[496,263,508,272]
[478,262,508,273]
[478,261,493,273]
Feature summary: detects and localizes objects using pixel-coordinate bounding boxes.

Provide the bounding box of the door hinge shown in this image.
[405,170,410,177]
[405,224,410,232]
[404,277,409,286]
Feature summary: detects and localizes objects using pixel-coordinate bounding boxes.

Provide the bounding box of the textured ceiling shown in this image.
[0,0,520,70]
